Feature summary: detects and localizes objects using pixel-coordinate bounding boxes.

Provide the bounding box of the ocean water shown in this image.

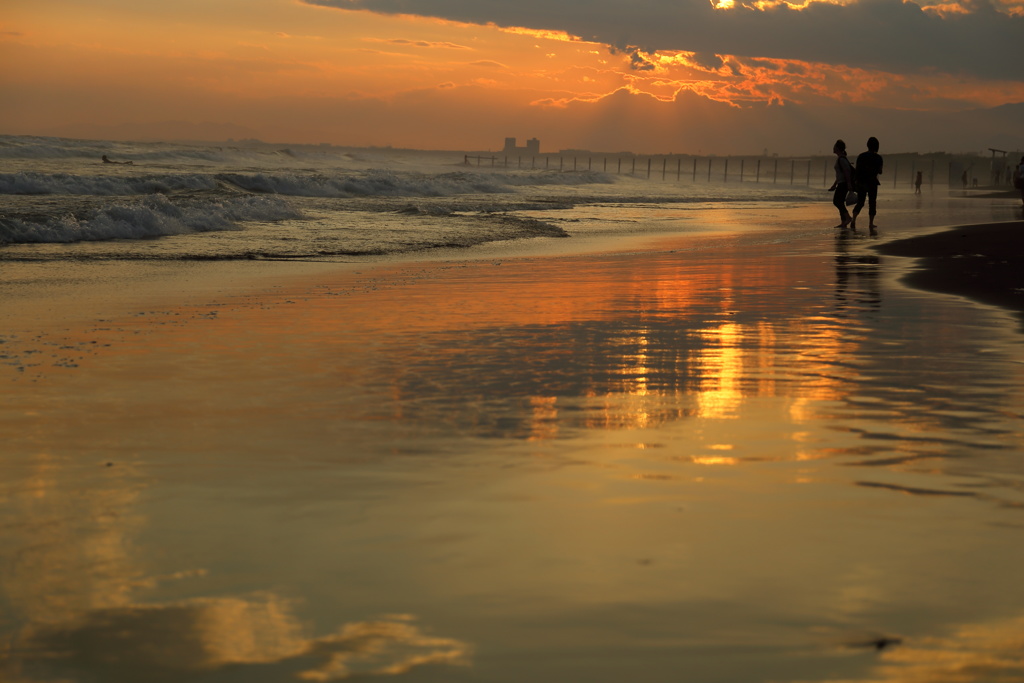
[1,134,855,263]
[2,135,1024,683]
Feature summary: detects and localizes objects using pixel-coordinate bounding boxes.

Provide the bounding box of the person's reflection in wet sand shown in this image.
[834,231,882,314]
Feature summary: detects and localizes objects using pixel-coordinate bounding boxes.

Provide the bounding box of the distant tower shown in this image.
[502,137,541,155]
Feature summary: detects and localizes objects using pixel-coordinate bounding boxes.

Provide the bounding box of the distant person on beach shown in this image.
[851,137,883,231]
[962,170,968,189]
[101,154,133,165]
[827,139,854,229]
[914,171,922,194]
[1015,156,1024,206]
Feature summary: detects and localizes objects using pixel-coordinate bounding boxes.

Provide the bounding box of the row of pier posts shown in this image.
[464,154,944,189]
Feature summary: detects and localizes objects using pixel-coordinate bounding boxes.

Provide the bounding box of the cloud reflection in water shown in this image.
[7,595,470,681]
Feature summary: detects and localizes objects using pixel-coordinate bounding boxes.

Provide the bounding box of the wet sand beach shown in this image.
[876,220,1024,323]
[2,202,1024,683]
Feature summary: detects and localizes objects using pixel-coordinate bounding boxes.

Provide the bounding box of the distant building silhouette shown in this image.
[504,137,540,155]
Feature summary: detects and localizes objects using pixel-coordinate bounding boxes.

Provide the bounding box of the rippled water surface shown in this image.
[2,194,1024,681]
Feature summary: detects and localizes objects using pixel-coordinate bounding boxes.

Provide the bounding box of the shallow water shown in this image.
[2,195,1024,681]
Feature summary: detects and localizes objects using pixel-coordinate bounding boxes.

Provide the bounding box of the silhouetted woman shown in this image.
[827,139,854,229]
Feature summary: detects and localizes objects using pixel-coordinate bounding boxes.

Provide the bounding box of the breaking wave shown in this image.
[0,169,612,199]
[0,194,301,244]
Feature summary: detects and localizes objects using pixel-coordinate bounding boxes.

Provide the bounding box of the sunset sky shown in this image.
[2,0,1022,154]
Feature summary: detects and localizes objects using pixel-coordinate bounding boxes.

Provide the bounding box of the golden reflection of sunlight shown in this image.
[789,397,815,423]
[691,456,739,466]
[696,323,743,419]
[824,614,1024,683]
[796,451,825,461]
[5,595,471,681]
[528,395,560,441]
[0,445,470,682]
[615,331,652,398]
[3,452,146,626]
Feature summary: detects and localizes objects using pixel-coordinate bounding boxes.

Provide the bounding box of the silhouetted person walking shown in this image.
[828,139,854,229]
[851,137,883,231]
[914,171,922,194]
[1015,156,1024,207]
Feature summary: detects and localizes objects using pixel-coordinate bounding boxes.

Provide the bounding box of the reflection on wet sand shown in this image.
[0,454,469,682]
[834,231,882,315]
[9,598,468,682]
[823,614,1024,683]
[3,220,1024,681]
[354,252,858,440]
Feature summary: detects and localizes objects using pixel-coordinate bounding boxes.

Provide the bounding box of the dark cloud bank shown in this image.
[305,0,1023,81]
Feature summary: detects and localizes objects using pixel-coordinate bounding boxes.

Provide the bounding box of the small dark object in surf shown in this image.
[849,636,903,651]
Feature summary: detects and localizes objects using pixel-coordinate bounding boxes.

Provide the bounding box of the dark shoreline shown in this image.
[875,220,1024,326]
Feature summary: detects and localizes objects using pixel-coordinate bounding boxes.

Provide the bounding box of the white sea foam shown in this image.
[215,169,611,198]
[1,167,612,199]
[0,172,220,196]
[0,195,301,244]
[0,134,826,260]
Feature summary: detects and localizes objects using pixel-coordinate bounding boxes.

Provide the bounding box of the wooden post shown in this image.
[692,158,697,182]
[662,158,667,180]
[724,158,729,182]
[708,158,712,181]
[618,158,622,174]
[790,159,795,184]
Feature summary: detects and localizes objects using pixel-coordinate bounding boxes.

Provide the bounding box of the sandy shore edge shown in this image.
[7,217,1024,341]
[875,220,1024,323]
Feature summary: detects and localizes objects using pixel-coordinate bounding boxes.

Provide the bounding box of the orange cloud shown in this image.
[366,37,472,49]
[497,26,581,42]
